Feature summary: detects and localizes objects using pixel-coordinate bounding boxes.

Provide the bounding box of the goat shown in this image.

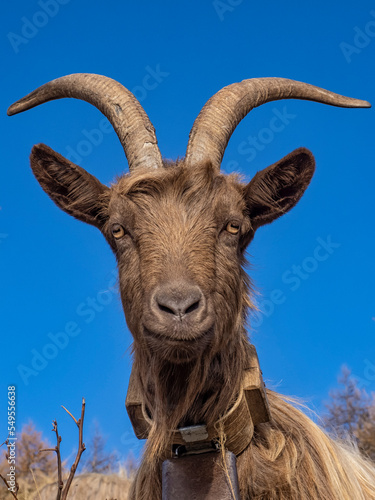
[8,74,375,499]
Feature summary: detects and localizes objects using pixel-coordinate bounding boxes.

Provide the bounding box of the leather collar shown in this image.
[126,345,271,456]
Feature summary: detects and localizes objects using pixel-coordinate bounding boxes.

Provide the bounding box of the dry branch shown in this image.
[0,473,18,499]
[38,398,86,500]
[0,438,19,499]
[61,398,86,500]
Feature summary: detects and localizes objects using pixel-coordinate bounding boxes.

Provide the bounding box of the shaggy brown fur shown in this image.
[28,143,375,499]
[133,392,375,500]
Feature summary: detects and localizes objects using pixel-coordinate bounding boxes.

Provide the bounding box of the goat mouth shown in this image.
[143,326,214,362]
[143,327,212,344]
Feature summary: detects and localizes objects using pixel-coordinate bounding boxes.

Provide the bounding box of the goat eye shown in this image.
[226,222,240,235]
[112,224,125,239]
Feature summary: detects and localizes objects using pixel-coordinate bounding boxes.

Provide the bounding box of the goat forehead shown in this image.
[111,168,246,227]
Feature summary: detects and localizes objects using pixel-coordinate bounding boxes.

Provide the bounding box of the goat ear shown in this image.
[30,143,109,229]
[244,148,315,230]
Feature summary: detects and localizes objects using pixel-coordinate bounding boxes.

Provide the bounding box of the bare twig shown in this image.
[61,405,78,425]
[0,473,18,499]
[39,400,85,500]
[0,439,20,498]
[52,420,63,500]
[61,398,86,500]
[38,420,63,500]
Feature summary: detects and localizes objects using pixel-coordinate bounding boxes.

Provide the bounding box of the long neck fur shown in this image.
[132,323,250,460]
[131,386,375,500]
[130,332,375,500]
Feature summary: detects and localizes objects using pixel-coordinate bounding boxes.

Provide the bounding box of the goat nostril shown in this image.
[158,303,176,316]
[185,301,200,315]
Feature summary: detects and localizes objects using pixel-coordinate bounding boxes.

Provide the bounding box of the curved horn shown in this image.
[7,73,163,172]
[185,77,371,170]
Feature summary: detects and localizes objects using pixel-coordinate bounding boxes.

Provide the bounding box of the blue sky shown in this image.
[1,1,374,465]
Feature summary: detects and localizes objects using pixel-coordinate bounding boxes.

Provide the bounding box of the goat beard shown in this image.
[132,313,251,465]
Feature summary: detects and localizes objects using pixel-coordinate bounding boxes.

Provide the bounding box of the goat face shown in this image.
[28,144,315,364]
[9,75,369,365]
[106,162,248,363]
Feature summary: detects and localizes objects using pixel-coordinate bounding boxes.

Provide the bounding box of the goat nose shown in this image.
[154,284,203,319]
